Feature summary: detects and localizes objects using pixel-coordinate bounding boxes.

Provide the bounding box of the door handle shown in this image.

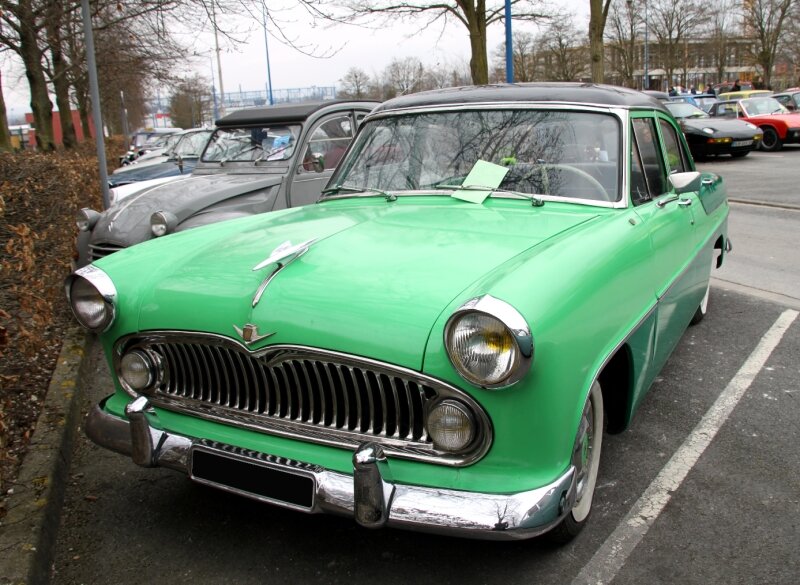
[677,198,692,207]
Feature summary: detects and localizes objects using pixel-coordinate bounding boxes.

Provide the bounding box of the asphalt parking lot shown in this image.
[50,290,799,585]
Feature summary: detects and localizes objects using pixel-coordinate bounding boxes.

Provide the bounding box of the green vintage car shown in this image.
[67,83,731,541]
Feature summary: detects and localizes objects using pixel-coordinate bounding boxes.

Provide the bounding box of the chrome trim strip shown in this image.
[86,399,575,540]
[113,333,493,467]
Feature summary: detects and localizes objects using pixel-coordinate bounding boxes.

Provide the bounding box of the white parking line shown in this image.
[572,309,799,585]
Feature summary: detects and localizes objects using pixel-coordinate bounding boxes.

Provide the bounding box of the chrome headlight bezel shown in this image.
[444,295,533,389]
[150,210,178,237]
[76,208,101,232]
[64,265,117,332]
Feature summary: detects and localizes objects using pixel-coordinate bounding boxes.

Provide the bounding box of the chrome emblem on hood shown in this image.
[233,323,275,345]
[250,238,318,308]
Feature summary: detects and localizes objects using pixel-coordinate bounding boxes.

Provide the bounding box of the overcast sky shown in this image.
[3,1,590,117]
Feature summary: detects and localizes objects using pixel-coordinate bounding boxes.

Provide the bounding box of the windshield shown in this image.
[202,125,301,162]
[171,130,212,158]
[666,103,709,119]
[741,97,788,116]
[328,110,621,203]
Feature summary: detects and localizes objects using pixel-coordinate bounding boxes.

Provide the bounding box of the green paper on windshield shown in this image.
[451,160,509,203]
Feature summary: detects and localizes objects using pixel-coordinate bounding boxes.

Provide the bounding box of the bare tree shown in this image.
[492,31,540,82]
[312,0,549,85]
[743,0,796,89]
[605,0,641,88]
[703,0,738,87]
[0,67,12,151]
[647,0,705,87]
[339,67,372,99]
[0,0,56,150]
[541,17,588,81]
[169,75,212,128]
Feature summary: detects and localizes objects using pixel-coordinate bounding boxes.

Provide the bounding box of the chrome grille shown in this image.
[89,241,125,262]
[116,333,491,466]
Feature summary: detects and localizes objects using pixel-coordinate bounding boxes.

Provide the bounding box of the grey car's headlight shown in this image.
[150,211,177,237]
[64,265,117,332]
[76,208,101,232]
[444,295,533,389]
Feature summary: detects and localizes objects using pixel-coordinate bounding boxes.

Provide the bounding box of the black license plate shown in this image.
[191,448,314,510]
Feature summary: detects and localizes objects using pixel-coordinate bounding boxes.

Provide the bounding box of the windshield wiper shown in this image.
[321,185,397,201]
[442,184,545,207]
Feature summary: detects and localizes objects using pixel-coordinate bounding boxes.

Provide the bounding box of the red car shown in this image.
[709,97,800,151]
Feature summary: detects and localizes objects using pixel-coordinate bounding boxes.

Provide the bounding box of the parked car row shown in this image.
[69,83,731,542]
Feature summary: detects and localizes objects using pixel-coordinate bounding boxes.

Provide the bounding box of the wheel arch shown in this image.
[596,343,633,435]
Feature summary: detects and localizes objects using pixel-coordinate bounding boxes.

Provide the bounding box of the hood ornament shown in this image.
[233,323,275,345]
[250,238,317,308]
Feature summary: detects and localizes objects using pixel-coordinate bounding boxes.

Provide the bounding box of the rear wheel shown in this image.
[690,282,710,325]
[548,381,604,543]
[760,127,782,152]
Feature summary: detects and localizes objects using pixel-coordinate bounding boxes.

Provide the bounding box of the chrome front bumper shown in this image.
[86,396,576,540]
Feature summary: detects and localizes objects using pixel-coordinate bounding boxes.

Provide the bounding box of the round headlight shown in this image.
[444,296,533,389]
[65,267,117,332]
[76,208,101,232]
[427,400,474,452]
[150,211,177,237]
[120,350,159,392]
[66,275,113,331]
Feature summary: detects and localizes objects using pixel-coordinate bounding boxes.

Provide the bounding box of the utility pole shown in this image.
[211,2,225,115]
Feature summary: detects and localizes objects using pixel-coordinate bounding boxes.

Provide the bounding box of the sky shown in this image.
[2,0,590,117]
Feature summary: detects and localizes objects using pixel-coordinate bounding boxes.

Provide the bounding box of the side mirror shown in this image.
[668,171,702,194]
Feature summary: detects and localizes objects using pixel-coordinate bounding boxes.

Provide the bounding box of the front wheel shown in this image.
[760,127,782,152]
[548,381,604,543]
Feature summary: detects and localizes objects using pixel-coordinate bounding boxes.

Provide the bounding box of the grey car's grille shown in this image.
[116,333,491,466]
[89,242,125,262]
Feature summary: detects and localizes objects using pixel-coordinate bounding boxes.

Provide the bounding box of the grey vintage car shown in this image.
[76,100,377,267]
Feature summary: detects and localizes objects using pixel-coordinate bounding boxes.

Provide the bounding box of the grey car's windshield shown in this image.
[328,110,621,203]
[170,130,213,158]
[202,125,301,162]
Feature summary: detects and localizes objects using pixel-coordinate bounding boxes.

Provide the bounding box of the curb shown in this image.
[0,327,92,585]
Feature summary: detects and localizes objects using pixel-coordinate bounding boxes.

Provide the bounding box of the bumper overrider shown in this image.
[86,395,577,540]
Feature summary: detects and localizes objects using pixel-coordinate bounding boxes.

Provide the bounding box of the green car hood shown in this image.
[111,198,598,369]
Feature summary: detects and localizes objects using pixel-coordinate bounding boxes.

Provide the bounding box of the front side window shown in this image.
[301,116,354,171]
[631,117,667,200]
[329,110,621,203]
[658,119,689,173]
[202,125,301,162]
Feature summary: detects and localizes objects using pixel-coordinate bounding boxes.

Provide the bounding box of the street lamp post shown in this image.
[643,0,649,90]
[263,4,274,105]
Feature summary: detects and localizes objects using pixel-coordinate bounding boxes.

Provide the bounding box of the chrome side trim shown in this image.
[86,398,575,541]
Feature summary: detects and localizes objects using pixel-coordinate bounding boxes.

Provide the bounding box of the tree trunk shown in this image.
[47,0,77,149]
[19,0,55,151]
[465,0,489,85]
[589,0,609,82]
[0,71,13,152]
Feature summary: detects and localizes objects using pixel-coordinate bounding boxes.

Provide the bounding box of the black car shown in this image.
[666,102,762,159]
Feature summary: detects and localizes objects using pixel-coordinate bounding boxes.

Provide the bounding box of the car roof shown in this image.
[215,100,379,127]
[372,83,671,115]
